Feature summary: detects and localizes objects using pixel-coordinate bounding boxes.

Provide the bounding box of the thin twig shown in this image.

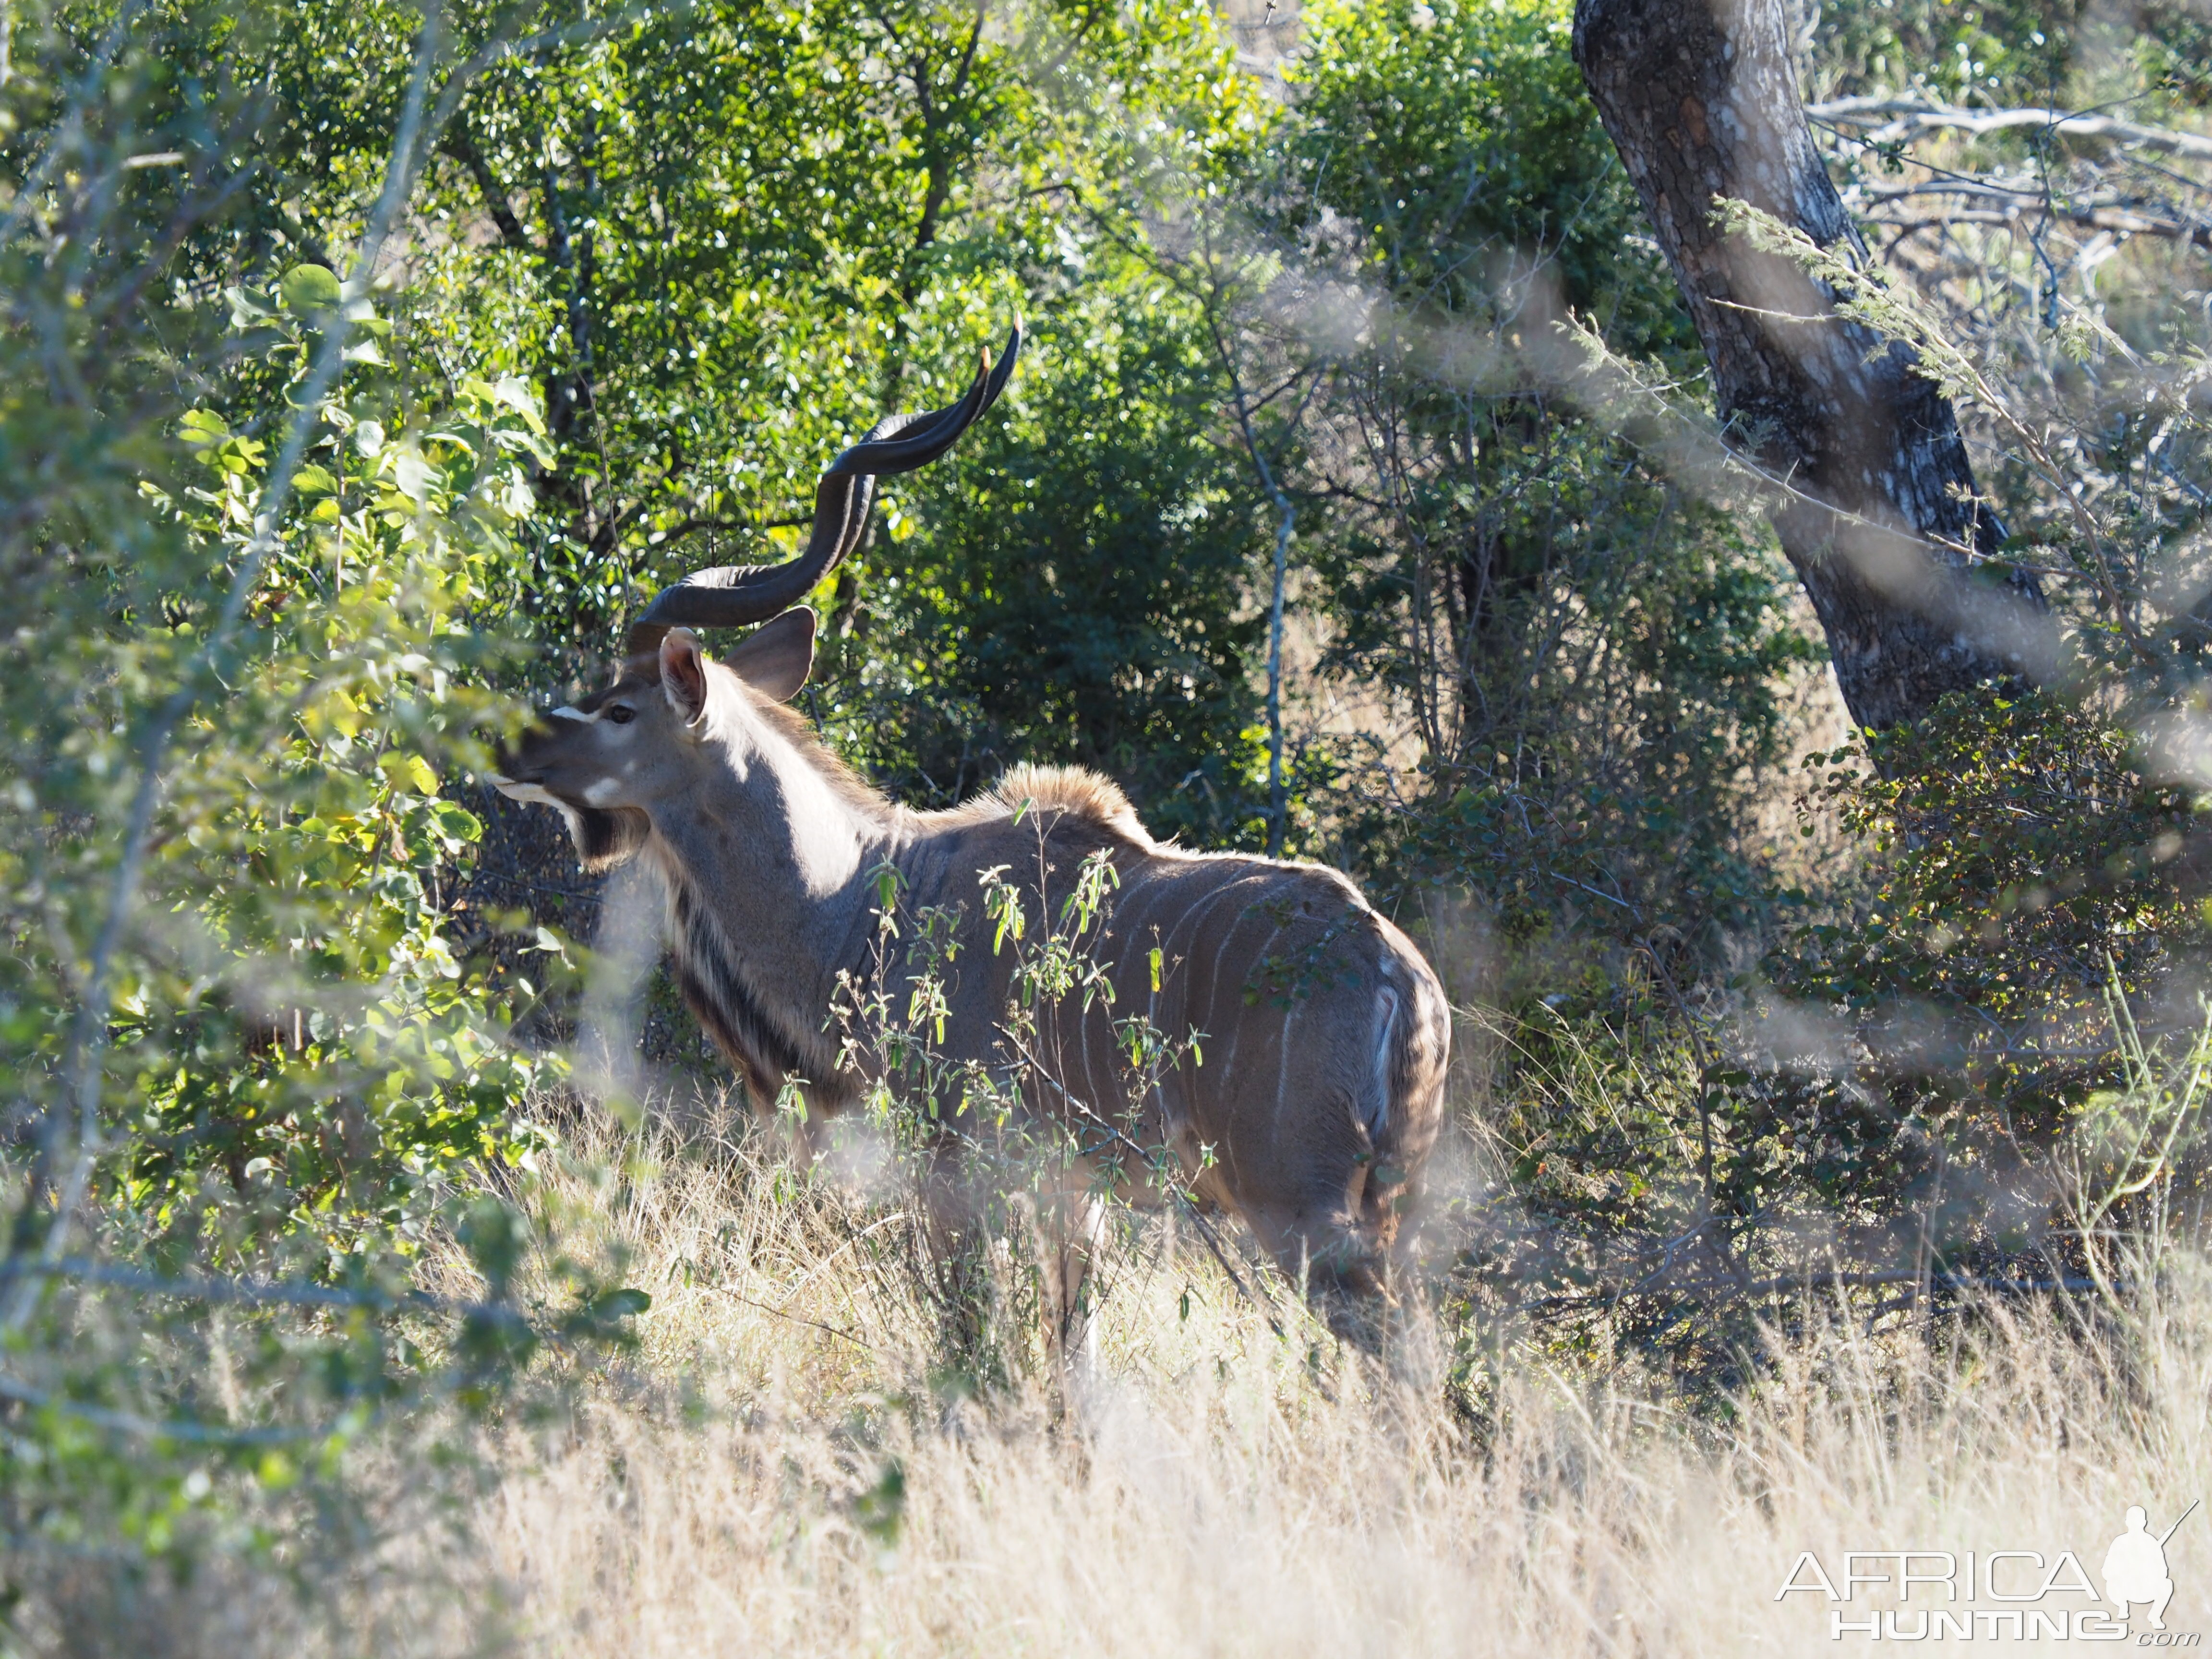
[1809,96,2212,164]
[718,1291,878,1353]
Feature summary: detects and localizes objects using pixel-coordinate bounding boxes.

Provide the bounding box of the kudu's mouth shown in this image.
[489,719,558,800]
[489,765,566,814]
[490,770,566,810]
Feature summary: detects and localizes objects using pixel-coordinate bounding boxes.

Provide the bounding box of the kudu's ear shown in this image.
[723,607,817,702]
[659,627,710,725]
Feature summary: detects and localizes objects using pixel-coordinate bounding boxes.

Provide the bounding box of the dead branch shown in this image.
[1810,96,2212,165]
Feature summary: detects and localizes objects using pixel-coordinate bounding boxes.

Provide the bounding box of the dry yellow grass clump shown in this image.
[444,1100,2212,1657]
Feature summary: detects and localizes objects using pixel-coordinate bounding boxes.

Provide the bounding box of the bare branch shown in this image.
[1810,96,2212,164]
[1862,202,2210,252]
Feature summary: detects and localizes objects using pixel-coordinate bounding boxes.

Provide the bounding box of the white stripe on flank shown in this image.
[1141,870,1248,1075]
[1205,878,1263,1004]
[1205,886,1276,1090]
[1158,871,1241,983]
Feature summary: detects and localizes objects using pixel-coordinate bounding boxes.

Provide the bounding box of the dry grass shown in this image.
[409,1098,2212,1657]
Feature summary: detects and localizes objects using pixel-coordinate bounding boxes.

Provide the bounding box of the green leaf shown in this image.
[433,802,483,843]
[393,448,434,505]
[854,1458,905,1548]
[593,1287,652,1320]
[491,374,546,433]
[279,264,343,315]
[178,409,228,447]
[256,1450,299,1490]
[378,752,438,795]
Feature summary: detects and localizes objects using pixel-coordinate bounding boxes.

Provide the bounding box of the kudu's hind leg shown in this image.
[1249,1175,1397,1350]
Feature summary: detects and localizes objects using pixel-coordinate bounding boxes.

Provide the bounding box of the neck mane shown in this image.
[741,694,900,827]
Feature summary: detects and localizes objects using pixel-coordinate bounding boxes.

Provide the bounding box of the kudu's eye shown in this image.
[606,704,636,725]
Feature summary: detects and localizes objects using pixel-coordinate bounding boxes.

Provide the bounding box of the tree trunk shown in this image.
[1571,0,2044,732]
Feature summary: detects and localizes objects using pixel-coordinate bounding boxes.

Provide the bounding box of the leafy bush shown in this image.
[1779,692,2203,1141]
[841,292,1275,843]
[0,7,656,1600]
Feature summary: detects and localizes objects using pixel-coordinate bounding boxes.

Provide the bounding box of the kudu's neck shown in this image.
[649,723,893,970]
[637,716,904,1101]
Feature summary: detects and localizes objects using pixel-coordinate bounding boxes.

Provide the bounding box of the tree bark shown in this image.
[1571,0,2044,732]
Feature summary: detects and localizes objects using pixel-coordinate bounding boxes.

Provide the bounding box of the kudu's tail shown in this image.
[1355,956,1452,1265]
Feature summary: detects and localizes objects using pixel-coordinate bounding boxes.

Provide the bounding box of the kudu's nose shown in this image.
[489,719,569,808]
[491,714,556,784]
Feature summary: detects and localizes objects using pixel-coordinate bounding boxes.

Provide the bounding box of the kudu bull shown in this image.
[493,326,1450,1341]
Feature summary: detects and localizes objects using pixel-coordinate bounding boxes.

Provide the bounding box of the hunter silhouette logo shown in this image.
[1777,1500,2201,1641]
[2105,1502,2196,1632]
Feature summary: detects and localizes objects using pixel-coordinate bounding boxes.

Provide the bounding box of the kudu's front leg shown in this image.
[1030,1181,1106,1402]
